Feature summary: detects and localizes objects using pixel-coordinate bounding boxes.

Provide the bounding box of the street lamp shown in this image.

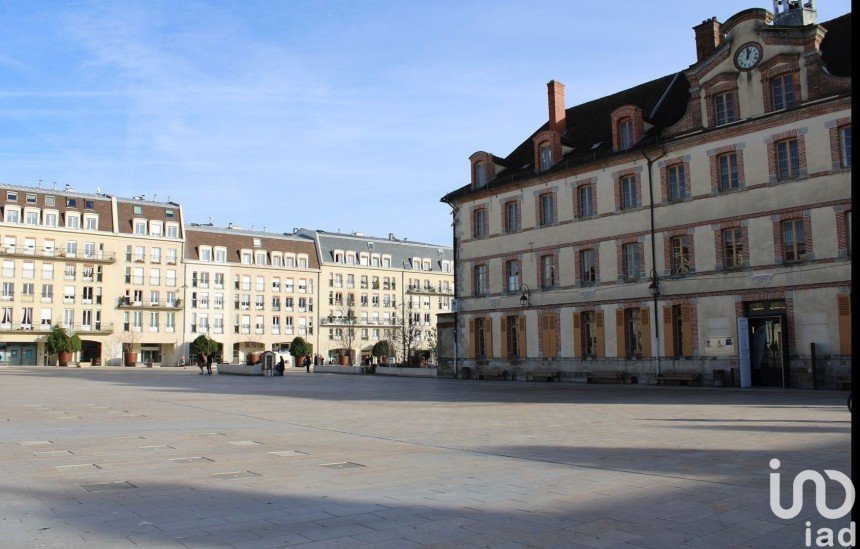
[519,284,531,308]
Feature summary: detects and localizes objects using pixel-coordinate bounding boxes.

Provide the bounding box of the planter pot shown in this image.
[293,355,302,368]
[338,354,349,366]
[124,352,138,367]
[58,352,72,367]
[248,352,262,365]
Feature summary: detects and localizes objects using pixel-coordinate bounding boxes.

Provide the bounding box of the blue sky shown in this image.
[0,1,851,245]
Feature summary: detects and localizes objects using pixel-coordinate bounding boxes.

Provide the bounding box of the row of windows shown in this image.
[194,273,314,293]
[0,307,107,331]
[2,207,99,230]
[470,214,850,296]
[1,261,104,282]
[1,235,110,260]
[470,126,850,239]
[331,249,453,273]
[189,314,313,336]
[1,282,103,305]
[125,245,179,264]
[130,219,180,238]
[5,191,100,210]
[196,245,310,268]
[328,327,435,342]
[122,310,177,332]
[122,267,179,287]
[189,293,313,313]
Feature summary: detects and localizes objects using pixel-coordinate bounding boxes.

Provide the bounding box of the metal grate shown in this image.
[211,471,261,480]
[268,451,308,457]
[81,481,136,492]
[56,464,101,472]
[170,457,213,464]
[228,441,262,446]
[319,462,365,470]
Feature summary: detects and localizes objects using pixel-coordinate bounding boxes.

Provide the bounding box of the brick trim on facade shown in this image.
[612,168,642,211]
[714,222,750,271]
[659,156,692,203]
[572,177,597,219]
[662,228,696,277]
[610,105,644,151]
[616,239,645,282]
[707,143,746,192]
[533,130,562,174]
[772,212,813,265]
[501,198,522,234]
[765,128,808,182]
[702,72,740,128]
[826,116,852,170]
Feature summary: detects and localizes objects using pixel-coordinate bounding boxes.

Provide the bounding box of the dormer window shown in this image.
[618,119,633,150]
[66,198,77,208]
[539,142,552,171]
[255,251,267,265]
[253,238,262,248]
[199,247,212,262]
[475,162,487,187]
[166,223,179,238]
[133,205,142,215]
[66,212,81,229]
[133,220,146,235]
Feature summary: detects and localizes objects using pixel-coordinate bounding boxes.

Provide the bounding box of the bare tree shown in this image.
[331,308,358,365]
[426,326,439,366]
[389,302,422,365]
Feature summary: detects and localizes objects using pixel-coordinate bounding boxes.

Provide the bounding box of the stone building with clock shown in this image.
[441,1,851,388]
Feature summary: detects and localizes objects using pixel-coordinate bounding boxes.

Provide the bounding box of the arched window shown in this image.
[539,142,553,171]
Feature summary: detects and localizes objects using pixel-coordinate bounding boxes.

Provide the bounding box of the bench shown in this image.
[657,372,702,386]
[586,371,625,384]
[836,377,851,391]
[526,370,560,382]
[475,369,507,381]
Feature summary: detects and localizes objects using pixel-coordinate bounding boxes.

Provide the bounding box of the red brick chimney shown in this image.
[693,17,722,62]
[547,80,566,134]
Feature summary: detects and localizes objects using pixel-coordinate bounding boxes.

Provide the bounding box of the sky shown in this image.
[0,1,852,245]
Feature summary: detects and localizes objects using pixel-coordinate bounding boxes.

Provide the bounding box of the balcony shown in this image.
[0,247,115,263]
[406,285,454,296]
[116,297,182,310]
[0,322,114,335]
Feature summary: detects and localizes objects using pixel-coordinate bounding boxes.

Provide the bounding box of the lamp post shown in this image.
[648,270,661,375]
[519,284,531,308]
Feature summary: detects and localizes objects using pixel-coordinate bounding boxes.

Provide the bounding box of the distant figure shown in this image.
[277,357,285,375]
[304,355,311,373]
[206,353,213,375]
[198,354,206,375]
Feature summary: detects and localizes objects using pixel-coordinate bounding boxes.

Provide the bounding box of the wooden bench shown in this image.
[526,370,560,382]
[657,372,702,386]
[836,377,851,391]
[586,371,625,384]
[475,369,507,381]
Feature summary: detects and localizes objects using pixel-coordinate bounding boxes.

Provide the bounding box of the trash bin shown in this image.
[712,369,725,387]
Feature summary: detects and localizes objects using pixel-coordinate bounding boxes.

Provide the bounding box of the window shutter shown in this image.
[595,311,605,357]
[681,304,694,357]
[501,317,508,358]
[640,307,651,357]
[549,314,558,358]
[616,309,626,358]
[518,316,527,358]
[485,317,494,359]
[663,306,674,358]
[572,312,581,358]
[838,294,851,355]
[468,319,475,358]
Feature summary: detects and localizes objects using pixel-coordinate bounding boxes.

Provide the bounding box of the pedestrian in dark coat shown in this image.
[304,356,311,373]
[206,353,213,375]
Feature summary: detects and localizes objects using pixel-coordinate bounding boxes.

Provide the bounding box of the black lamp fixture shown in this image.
[519,284,531,307]
[648,271,659,297]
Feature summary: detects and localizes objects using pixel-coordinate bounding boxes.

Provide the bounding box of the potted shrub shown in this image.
[190,334,219,365]
[69,334,82,367]
[45,326,73,366]
[120,330,140,366]
[289,337,311,368]
[371,340,392,371]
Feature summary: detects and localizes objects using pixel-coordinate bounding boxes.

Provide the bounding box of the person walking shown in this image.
[206,353,213,375]
[304,355,311,373]
[198,353,206,375]
[277,356,285,375]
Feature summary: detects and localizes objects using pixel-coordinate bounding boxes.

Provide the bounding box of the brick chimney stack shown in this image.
[693,17,722,62]
[547,80,566,134]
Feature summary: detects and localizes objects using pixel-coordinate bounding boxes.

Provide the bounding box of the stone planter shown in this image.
[58,352,72,367]
[247,352,262,365]
[338,354,349,366]
[124,352,138,367]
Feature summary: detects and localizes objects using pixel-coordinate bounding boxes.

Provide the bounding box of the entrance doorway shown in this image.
[140,345,162,365]
[745,300,789,387]
[0,343,37,366]
[80,341,102,365]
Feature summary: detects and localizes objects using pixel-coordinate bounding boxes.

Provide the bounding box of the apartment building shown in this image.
[0,184,184,366]
[183,224,320,364]
[441,3,851,388]
[296,229,454,364]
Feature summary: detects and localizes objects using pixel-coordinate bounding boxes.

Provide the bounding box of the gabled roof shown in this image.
[296,229,453,269]
[442,12,851,204]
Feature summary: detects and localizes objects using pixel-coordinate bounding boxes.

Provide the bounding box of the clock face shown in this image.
[735,44,762,70]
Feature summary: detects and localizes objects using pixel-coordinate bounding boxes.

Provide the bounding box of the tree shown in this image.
[190,334,219,358]
[425,327,439,366]
[45,326,74,355]
[371,340,392,364]
[389,302,422,366]
[331,308,358,365]
[289,337,312,360]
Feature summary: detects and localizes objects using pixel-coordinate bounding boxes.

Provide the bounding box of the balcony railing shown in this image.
[117,297,182,309]
[0,247,116,263]
[0,322,114,334]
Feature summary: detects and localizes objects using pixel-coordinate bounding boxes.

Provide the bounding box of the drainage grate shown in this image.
[139,445,174,451]
[228,441,262,446]
[211,471,261,480]
[170,457,213,464]
[56,416,81,420]
[196,432,225,436]
[268,450,308,457]
[34,450,74,457]
[18,440,53,446]
[81,481,136,492]
[56,464,101,472]
[319,462,365,470]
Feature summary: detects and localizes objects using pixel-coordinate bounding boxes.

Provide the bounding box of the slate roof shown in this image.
[296,229,453,271]
[441,12,851,204]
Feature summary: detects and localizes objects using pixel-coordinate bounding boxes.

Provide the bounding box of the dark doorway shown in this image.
[80,341,101,365]
[745,300,789,387]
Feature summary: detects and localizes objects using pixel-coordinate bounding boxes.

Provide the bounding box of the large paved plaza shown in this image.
[0,366,851,548]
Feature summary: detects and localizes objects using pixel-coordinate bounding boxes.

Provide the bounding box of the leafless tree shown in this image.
[389,302,422,365]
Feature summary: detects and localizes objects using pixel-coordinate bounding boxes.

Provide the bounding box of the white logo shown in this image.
[769,459,855,548]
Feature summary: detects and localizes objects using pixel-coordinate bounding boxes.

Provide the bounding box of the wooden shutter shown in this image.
[640,307,651,357]
[838,294,851,355]
[572,312,581,358]
[518,316,527,358]
[616,309,626,358]
[549,314,558,358]
[663,306,674,358]
[485,317,493,359]
[681,304,694,357]
[500,317,508,358]
[595,311,605,357]
[542,313,558,358]
[468,319,475,358]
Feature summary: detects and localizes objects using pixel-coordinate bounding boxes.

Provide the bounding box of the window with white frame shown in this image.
[84,215,98,230]
[133,220,146,235]
[149,221,163,237]
[214,247,226,263]
[166,223,179,238]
